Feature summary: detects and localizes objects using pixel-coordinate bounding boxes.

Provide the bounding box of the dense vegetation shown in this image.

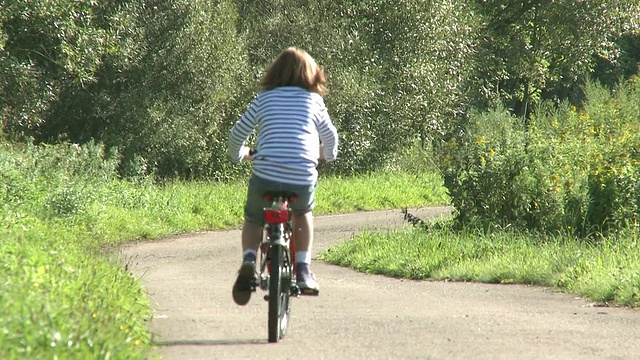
[442,80,640,236]
[2,1,640,357]
[3,0,637,233]
[322,81,640,307]
[2,1,638,179]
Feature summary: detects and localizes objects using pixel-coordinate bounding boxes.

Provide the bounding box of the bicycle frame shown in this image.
[259,196,296,276]
[257,194,300,343]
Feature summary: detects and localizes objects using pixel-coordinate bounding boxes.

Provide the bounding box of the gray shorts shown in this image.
[244,175,316,224]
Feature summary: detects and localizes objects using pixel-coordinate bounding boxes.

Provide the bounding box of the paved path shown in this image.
[122,207,640,360]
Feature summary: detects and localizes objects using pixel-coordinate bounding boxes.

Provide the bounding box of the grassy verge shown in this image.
[316,171,447,214]
[1,141,447,359]
[74,171,449,247]
[320,223,640,307]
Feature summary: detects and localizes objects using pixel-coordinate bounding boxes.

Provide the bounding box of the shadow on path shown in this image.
[153,338,267,347]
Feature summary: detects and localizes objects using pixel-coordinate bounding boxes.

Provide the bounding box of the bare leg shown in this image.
[241,220,263,253]
[233,219,263,306]
[292,211,313,252]
[292,211,319,294]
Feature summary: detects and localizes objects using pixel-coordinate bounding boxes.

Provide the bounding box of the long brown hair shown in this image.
[259,47,327,95]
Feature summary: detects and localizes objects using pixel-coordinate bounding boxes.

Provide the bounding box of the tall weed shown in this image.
[0,142,151,359]
[441,80,640,236]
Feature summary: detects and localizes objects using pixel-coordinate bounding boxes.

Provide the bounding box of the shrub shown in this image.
[324,0,478,174]
[39,0,252,181]
[0,1,138,138]
[441,80,640,236]
[0,141,119,218]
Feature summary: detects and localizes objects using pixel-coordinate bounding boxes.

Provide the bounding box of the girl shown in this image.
[228,47,339,306]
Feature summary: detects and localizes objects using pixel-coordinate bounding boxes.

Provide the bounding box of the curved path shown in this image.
[122,207,640,360]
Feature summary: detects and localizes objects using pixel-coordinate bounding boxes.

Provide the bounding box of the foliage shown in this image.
[0,0,138,138]
[594,33,640,88]
[233,0,478,174]
[37,0,252,180]
[441,80,640,236]
[470,0,640,117]
[117,0,251,180]
[2,0,479,178]
[1,0,639,180]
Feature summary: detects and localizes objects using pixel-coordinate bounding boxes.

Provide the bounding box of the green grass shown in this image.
[76,172,448,247]
[0,141,448,359]
[0,219,151,359]
[316,171,448,213]
[320,224,640,307]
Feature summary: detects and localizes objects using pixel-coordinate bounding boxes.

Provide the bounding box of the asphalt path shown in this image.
[121,207,640,360]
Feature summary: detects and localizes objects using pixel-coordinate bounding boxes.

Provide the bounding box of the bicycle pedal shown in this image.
[250,279,259,291]
[300,288,320,296]
[290,285,301,297]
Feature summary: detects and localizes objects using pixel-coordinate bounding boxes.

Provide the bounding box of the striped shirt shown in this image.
[228,86,339,185]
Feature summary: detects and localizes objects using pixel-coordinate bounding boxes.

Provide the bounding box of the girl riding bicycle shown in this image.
[228,47,339,306]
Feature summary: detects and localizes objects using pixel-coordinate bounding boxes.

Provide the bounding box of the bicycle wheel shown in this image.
[268,244,291,343]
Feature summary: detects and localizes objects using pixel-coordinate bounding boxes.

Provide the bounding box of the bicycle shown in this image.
[241,148,322,342]
[254,191,300,343]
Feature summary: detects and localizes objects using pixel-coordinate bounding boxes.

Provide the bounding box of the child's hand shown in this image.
[241,146,255,161]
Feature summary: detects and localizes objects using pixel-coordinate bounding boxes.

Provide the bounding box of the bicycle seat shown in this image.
[263,191,298,203]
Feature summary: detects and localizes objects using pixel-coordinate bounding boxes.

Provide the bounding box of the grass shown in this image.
[71,171,448,247]
[0,219,151,359]
[0,141,448,359]
[320,223,640,307]
[316,171,447,213]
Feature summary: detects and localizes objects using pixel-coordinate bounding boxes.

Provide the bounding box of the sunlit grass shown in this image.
[74,172,448,247]
[321,225,640,307]
[316,171,448,214]
[0,220,151,359]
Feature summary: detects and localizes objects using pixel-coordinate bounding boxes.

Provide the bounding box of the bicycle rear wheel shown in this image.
[268,244,291,343]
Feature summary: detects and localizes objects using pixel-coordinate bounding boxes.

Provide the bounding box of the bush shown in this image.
[322,0,478,174]
[441,80,640,236]
[42,0,477,179]
[0,1,138,138]
[38,0,252,180]
[0,141,120,218]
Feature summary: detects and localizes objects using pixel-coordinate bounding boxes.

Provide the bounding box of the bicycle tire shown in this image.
[268,244,290,343]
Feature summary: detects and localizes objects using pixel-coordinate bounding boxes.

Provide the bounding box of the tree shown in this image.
[0,0,136,138]
[232,0,479,172]
[34,0,251,180]
[472,0,640,118]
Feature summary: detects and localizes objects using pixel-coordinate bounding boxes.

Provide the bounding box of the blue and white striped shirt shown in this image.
[228,86,338,185]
